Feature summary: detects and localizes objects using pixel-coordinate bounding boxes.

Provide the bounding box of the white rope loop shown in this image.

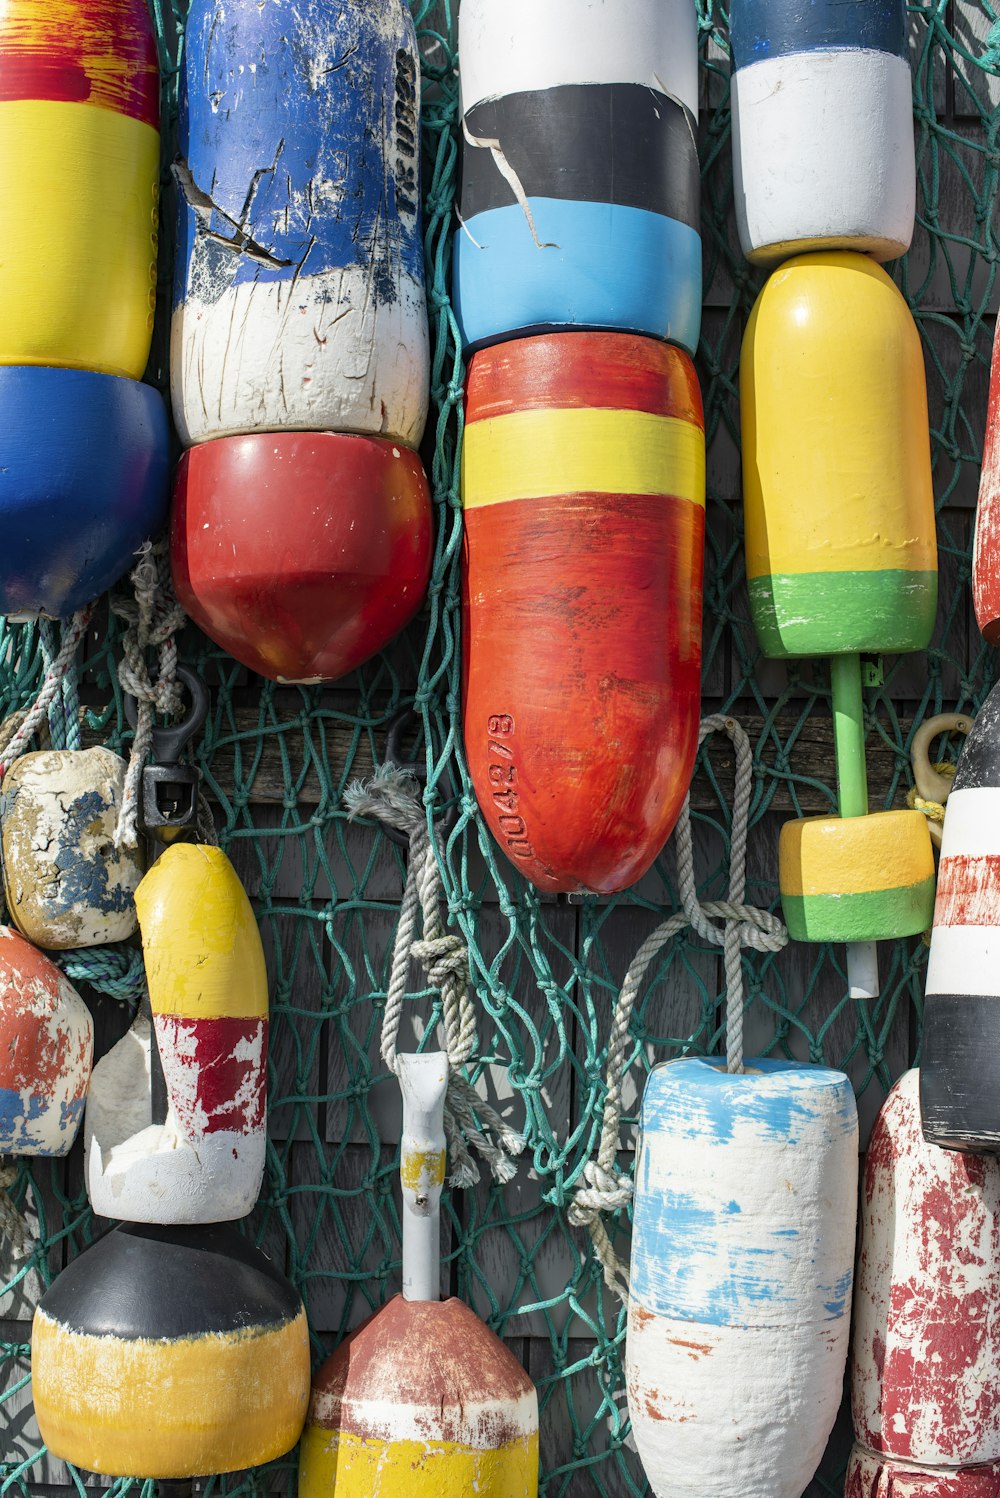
[344,761,525,1189]
[568,714,788,1303]
[0,608,93,779]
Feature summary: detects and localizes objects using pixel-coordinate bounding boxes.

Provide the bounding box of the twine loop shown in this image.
[568,714,788,1303]
[345,761,524,1189]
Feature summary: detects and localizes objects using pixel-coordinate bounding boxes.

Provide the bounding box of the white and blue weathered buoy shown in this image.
[1,749,143,949]
[923,681,1000,1152]
[454,0,701,353]
[626,1057,859,1498]
[171,0,429,448]
[729,0,915,264]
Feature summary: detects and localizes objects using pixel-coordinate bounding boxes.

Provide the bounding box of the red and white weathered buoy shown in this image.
[848,1068,1000,1493]
[298,1054,539,1495]
[0,926,92,1156]
[85,843,267,1223]
[973,319,1000,644]
[0,748,143,949]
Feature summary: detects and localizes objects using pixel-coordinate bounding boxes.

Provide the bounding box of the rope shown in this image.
[906,763,955,827]
[0,610,92,778]
[0,1161,26,1254]
[344,761,525,1188]
[110,539,188,849]
[568,715,788,1303]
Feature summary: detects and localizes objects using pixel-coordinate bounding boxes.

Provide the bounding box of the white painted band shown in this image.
[936,788,1000,859]
[171,265,429,447]
[458,0,698,115]
[925,924,1000,997]
[627,1307,850,1498]
[308,1386,539,1448]
[731,49,915,263]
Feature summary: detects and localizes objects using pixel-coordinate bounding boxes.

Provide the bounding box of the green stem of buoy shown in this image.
[830,653,868,819]
[829,652,879,1001]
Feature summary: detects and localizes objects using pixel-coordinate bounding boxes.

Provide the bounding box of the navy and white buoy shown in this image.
[730,0,915,264]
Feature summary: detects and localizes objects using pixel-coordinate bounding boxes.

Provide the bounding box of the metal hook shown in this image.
[124,665,209,766]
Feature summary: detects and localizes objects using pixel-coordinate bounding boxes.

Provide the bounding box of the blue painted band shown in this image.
[730,0,906,69]
[629,1058,857,1325]
[175,0,423,304]
[453,198,702,354]
[0,367,169,618]
[0,1086,84,1153]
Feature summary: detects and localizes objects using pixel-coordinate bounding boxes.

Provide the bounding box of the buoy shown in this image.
[729,0,914,265]
[0,0,160,377]
[0,748,143,949]
[462,330,705,894]
[0,926,92,1155]
[0,366,169,618]
[923,680,1000,1150]
[171,433,432,685]
[171,0,427,447]
[742,252,937,999]
[298,1054,539,1495]
[86,843,268,1223]
[626,1057,859,1498]
[454,0,701,354]
[973,321,1000,644]
[848,1069,1000,1493]
[31,1220,311,1477]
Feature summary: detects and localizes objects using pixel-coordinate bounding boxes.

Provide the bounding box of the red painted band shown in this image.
[974,322,1000,644]
[0,0,159,128]
[933,853,1000,927]
[462,490,703,893]
[154,1014,267,1136]
[465,330,703,424]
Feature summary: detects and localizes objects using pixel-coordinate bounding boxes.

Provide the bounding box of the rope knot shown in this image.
[411,933,467,988]
[568,1161,634,1226]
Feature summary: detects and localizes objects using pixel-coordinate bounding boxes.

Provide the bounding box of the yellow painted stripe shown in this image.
[0,100,158,377]
[742,254,934,581]
[779,810,934,898]
[400,1148,446,1190]
[298,1423,540,1498]
[462,408,705,509]
[32,1307,310,1478]
[135,845,268,1019]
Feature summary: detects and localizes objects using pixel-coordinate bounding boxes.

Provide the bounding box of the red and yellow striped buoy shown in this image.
[462,331,705,894]
[0,0,160,376]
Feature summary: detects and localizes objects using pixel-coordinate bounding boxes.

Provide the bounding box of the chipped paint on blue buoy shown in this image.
[1,749,143,949]
[626,1057,859,1498]
[171,0,429,448]
[729,0,914,264]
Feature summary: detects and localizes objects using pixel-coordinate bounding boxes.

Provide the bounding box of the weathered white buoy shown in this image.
[848,1069,1000,1494]
[454,0,701,353]
[626,1057,859,1498]
[729,0,915,264]
[923,681,1000,1151]
[85,843,267,1223]
[298,1054,540,1495]
[0,926,92,1156]
[171,0,428,448]
[0,748,143,949]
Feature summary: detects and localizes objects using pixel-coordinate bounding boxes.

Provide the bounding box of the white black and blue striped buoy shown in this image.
[729,0,915,264]
[454,0,701,354]
[626,1057,859,1498]
[923,681,1000,1152]
[172,0,429,448]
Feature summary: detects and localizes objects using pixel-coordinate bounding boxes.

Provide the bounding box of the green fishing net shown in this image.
[2,2,999,1494]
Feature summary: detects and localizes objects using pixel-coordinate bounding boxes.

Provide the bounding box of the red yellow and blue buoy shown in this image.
[462,330,705,893]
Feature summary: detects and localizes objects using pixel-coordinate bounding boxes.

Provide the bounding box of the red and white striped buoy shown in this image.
[849,1069,1000,1493]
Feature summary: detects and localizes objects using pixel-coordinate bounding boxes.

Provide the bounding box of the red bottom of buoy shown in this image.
[171,433,432,683]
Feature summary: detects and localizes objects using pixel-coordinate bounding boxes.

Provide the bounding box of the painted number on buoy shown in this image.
[487,716,534,861]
